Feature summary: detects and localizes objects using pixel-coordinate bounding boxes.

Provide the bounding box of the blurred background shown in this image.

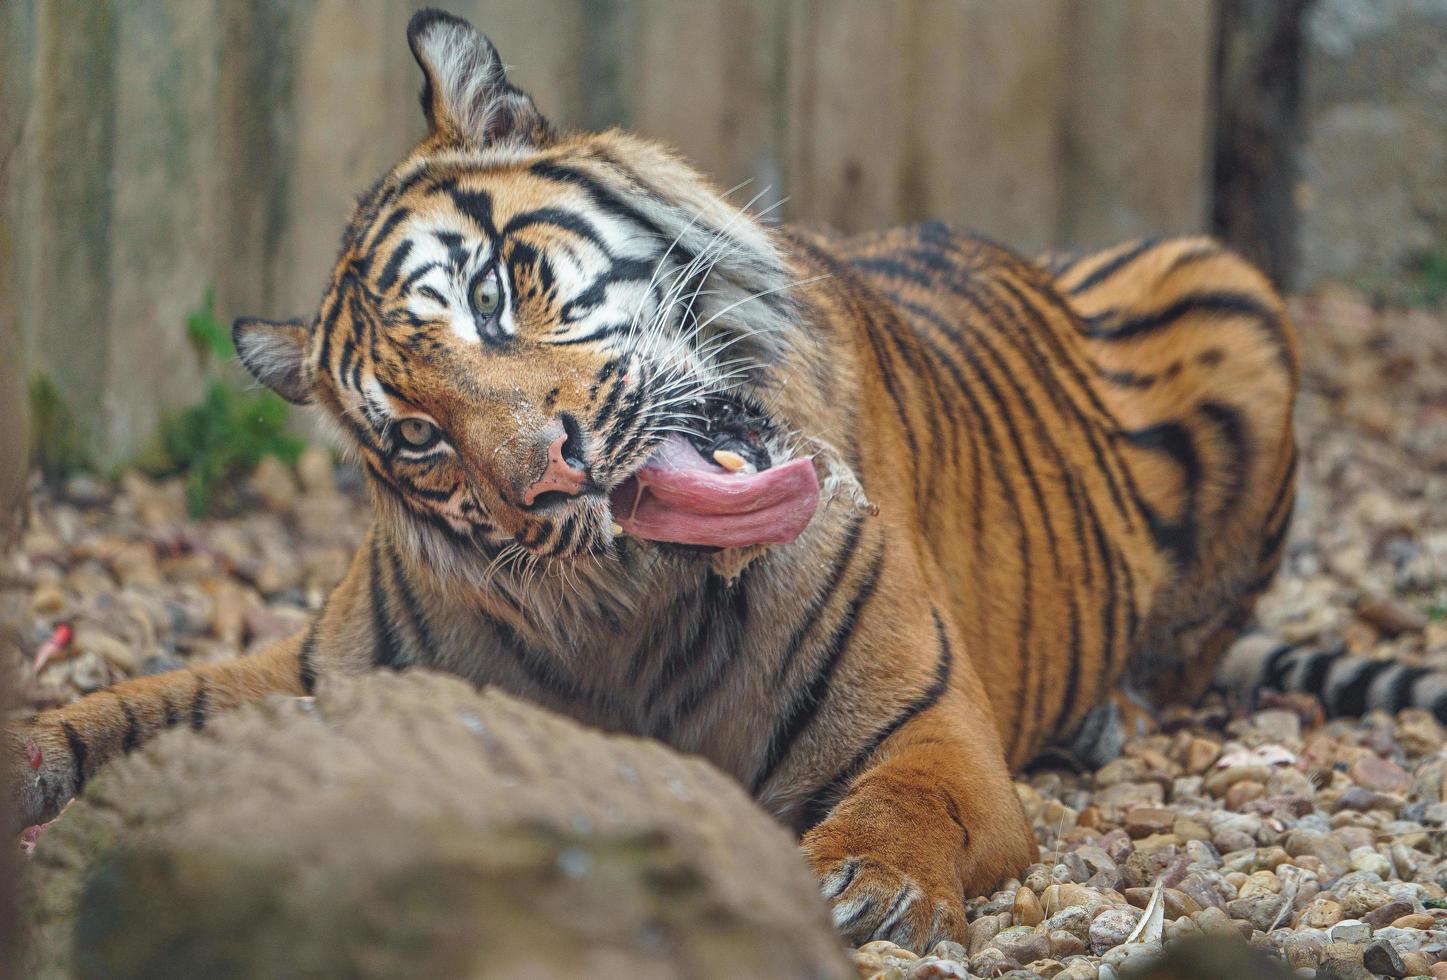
[1,0,1445,490]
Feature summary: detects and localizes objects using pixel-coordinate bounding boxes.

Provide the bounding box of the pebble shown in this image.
[1360,937,1407,978]
[1350,755,1412,794]
[1087,907,1141,955]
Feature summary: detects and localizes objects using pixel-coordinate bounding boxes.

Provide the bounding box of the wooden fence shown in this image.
[2,0,1216,465]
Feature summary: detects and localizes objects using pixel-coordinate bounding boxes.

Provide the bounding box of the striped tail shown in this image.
[1215,632,1447,724]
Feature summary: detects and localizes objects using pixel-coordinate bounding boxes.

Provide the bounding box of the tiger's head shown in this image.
[233,9,823,583]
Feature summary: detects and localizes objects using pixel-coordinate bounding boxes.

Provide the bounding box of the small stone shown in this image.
[1014,886,1044,927]
[1284,828,1348,874]
[859,940,916,960]
[1123,807,1176,838]
[1361,937,1408,978]
[1388,912,1433,929]
[968,948,1018,977]
[1349,756,1411,794]
[989,925,1049,965]
[1185,737,1222,774]
[249,455,299,513]
[1339,881,1395,919]
[907,957,970,979]
[1328,919,1373,944]
[1048,930,1086,958]
[967,915,1002,956]
[926,941,967,964]
[1432,962,1447,980]
[295,447,337,495]
[1088,906,1141,955]
[1362,900,1413,929]
[1299,898,1346,928]
[1317,940,1374,980]
[1357,598,1429,637]
[1282,929,1328,969]
[1225,779,1267,810]
[1399,950,1431,976]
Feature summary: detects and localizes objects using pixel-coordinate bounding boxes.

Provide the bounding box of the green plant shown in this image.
[28,373,91,482]
[153,292,306,516]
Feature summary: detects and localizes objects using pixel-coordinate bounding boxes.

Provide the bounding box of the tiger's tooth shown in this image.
[610,521,624,536]
[713,449,749,473]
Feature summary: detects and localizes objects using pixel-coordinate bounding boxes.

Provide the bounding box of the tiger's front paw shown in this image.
[806,845,966,951]
[801,788,970,950]
[5,722,72,833]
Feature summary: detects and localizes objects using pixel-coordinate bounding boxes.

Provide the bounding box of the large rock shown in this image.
[22,670,849,980]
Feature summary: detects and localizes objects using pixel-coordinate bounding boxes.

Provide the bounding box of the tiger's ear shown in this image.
[232,317,313,405]
[406,9,551,147]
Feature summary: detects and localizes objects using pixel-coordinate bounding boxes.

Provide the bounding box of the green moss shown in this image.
[27,373,92,482]
[146,291,306,516]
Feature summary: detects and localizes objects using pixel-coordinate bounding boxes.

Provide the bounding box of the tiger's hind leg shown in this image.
[6,636,312,831]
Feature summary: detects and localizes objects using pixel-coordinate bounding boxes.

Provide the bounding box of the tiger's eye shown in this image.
[471,269,502,318]
[397,418,437,448]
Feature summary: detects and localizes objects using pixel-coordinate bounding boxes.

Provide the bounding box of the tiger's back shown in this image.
[835,225,1298,766]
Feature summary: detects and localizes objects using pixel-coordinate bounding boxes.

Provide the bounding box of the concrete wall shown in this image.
[3,0,1225,466]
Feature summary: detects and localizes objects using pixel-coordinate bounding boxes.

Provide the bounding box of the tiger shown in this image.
[6,9,1298,951]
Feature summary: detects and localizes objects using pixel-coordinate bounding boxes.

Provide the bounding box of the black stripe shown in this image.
[1329,658,1396,717]
[385,539,439,661]
[370,535,408,670]
[798,609,955,828]
[502,208,613,257]
[162,694,180,728]
[1298,649,1345,696]
[297,617,321,694]
[365,206,411,253]
[376,238,413,293]
[1198,401,1252,519]
[190,679,209,731]
[1068,238,1161,295]
[1117,420,1201,568]
[771,517,866,686]
[1085,291,1277,342]
[751,550,885,793]
[527,161,667,240]
[486,614,588,704]
[61,721,89,794]
[1261,642,1298,691]
[1385,666,1432,711]
[116,694,142,753]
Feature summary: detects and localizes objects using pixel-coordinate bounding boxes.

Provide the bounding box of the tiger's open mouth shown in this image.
[610,395,820,550]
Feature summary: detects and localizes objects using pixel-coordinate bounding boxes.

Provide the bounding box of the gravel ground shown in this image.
[5,289,1447,979]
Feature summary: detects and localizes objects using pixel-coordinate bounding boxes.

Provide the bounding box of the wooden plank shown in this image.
[910,0,1069,252]
[102,0,224,458]
[781,0,913,234]
[625,0,786,209]
[21,0,117,459]
[0,0,35,519]
[269,0,427,320]
[1060,0,1218,247]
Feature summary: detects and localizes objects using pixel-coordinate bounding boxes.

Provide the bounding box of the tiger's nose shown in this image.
[521,417,591,507]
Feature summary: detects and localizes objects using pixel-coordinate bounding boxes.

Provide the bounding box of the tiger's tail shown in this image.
[1215,631,1447,725]
[7,635,309,832]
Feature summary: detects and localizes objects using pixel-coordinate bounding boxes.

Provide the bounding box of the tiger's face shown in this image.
[234,10,820,576]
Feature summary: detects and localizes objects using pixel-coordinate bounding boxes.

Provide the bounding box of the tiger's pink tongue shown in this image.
[612,435,820,548]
